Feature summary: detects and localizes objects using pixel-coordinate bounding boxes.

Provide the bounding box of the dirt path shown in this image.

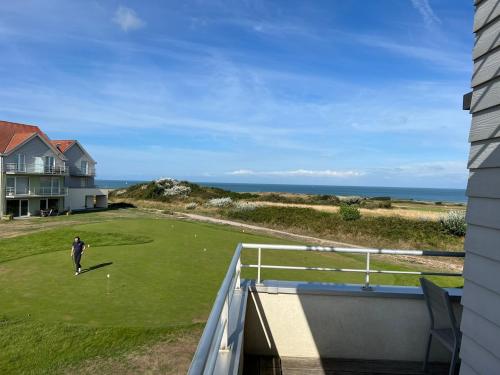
[176,212,463,272]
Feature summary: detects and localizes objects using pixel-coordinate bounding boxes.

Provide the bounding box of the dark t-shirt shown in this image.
[73,240,85,253]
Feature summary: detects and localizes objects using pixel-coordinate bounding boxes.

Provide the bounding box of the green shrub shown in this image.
[339,204,361,221]
[338,196,363,205]
[441,210,466,236]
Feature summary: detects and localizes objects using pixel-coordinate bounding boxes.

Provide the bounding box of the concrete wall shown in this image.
[67,188,108,210]
[460,1,500,373]
[245,286,462,362]
[64,143,95,177]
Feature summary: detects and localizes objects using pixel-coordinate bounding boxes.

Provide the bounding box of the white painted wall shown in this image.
[67,188,108,210]
[245,290,462,362]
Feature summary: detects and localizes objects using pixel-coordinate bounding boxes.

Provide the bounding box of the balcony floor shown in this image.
[243,356,452,375]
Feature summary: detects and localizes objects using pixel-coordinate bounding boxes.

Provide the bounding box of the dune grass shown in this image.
[223,206,464,250]
[0,214,462,374]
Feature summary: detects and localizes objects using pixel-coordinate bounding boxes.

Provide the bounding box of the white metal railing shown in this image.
[187,243,464,374]
[188,244,242,375]
[241,243,464,289]
[5,186,67,196]
[5,163,68,175]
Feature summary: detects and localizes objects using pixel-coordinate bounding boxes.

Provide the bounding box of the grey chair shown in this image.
[420,278,461,375]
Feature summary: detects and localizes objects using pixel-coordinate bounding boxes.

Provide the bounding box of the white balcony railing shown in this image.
[187,243,465,375]
[6,186,67,197]
[74,166,96,176]
[5,163,68,175]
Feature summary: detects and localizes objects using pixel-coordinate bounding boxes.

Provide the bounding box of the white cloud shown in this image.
[411,0,441,28]
[113,6,145,32]
[227,169,365,178]
[377,161,466,178]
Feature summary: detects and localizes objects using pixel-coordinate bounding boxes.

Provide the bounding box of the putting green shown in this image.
[0,219,288,327]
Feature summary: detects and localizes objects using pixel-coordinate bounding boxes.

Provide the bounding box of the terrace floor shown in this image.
[243,356,452,375]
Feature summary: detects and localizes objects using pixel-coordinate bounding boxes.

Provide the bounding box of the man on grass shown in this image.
[71,236,86,276]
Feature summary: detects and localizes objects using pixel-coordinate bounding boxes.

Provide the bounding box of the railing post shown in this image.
[220,294,229,351]
[363,252,372,291]
[236,257,241,290]
[257,247,262,284]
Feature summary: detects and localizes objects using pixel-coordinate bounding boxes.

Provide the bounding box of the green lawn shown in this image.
[0,215,462,374]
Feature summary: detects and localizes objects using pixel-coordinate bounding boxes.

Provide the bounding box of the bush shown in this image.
[441,210,467,236]
[207,197,233,208]
[339,204,361,221]
[233,201,257,211]
[185,202,198,210]
[338,196,363,205]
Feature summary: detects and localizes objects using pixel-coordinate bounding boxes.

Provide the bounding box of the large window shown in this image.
[40,177,60,194]
[15,177,29,195]
[17,153,26,172]
[6,177,15,195]
[44,156,55,173]
[81,160,89,175]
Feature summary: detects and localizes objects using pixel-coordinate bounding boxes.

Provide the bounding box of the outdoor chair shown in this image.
[420,277,461,375]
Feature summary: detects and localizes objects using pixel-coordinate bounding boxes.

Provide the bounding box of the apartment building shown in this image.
[0,121,108,218]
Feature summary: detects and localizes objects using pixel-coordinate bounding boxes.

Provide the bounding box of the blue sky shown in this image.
[0,1,473,188]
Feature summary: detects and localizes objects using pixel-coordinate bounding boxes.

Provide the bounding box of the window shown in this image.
[52,178,60,193]
[44,156,55,173]
[6,177,15,195]
[17,154,26,172]
[81,160,89,175]
[40,177,60,194]
[15,177,29,195]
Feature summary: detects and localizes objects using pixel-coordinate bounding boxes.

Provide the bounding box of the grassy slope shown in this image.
[0,215,462,374]
[223,206,464,250]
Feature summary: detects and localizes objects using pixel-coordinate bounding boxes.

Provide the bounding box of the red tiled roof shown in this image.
[0,120,55,154]
[51,140,75,153]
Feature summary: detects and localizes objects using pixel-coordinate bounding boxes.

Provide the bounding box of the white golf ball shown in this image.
[107,274,110,278]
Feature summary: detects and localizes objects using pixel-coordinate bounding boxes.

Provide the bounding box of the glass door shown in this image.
[6,200,19,217]
[17,154,26,172]
[6,177,15,196]
[34,157,44,173]
[15,177,29,195]
[40,199,48,210]
[44,156,55,173]
[20,200,29,217]
[52,178,60,195]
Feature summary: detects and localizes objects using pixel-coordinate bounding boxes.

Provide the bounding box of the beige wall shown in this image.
[67,188,108,210]
[245,290,461,362]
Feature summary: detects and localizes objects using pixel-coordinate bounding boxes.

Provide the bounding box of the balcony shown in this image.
[6,186,68,197]
[71,166,96,177]
[5,163,68,175]
[188,243,464,375]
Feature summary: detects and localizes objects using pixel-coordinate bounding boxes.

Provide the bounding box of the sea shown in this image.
[95,180,467,204]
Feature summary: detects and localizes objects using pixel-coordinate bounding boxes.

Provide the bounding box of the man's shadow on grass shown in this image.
[80,262,113,274]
